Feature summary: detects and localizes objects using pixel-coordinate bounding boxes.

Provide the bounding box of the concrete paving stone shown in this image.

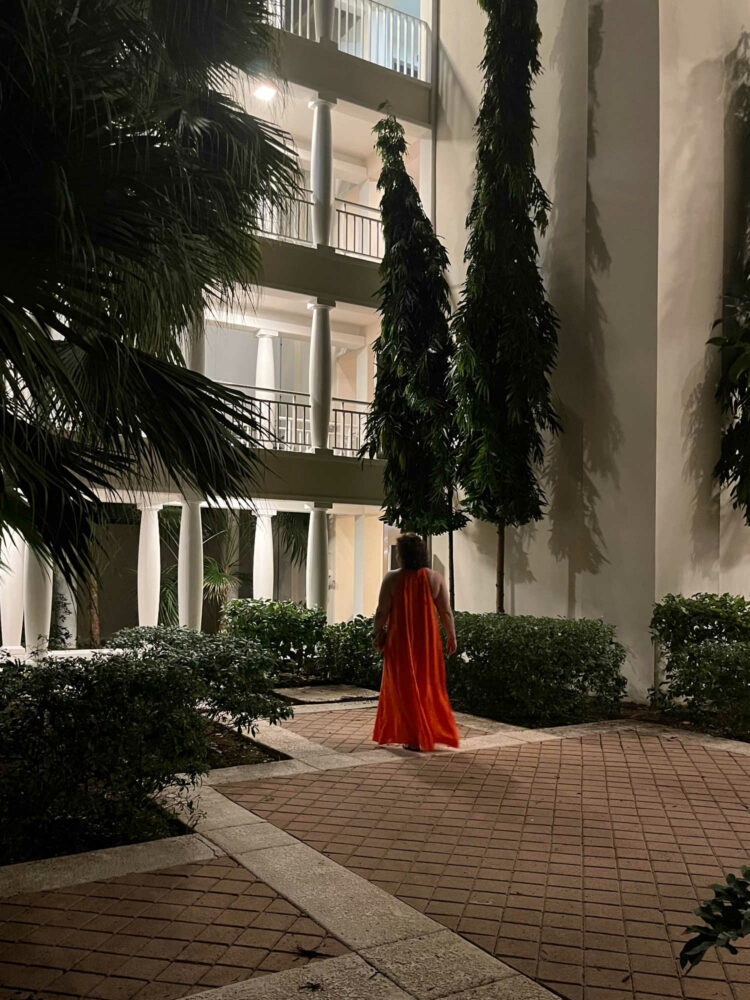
[297,751,368,770]
[193,790,262,833]
[182,954,411,1000]
[449,979,561,999]
[234,843,443,950]
[206,760,312,786]
[349,749,404,765]
[361,930,517,999]
[292,700,380,715]
[0,836,220,897]
[274,685,380,704]
[206,823,297,855]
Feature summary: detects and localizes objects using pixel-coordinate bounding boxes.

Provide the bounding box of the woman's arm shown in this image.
[432,573,457,655]
[372,574,394,650]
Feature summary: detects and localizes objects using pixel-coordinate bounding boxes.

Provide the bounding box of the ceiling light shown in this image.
[254,84,277,102]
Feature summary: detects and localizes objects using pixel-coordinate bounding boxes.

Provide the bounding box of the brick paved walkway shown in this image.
[0,856,346,999]
[222,730,750,1000]
[282,706,488,753]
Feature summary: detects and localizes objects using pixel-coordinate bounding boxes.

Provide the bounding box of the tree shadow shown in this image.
[544,0,623,618]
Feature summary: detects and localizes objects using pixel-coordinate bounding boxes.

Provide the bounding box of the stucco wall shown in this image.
[435,0,749,698]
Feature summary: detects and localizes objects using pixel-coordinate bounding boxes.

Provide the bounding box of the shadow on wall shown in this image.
[542,0,622,619]
[717,33,750,583]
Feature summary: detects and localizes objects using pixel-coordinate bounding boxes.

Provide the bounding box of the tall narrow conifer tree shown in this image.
[452,0,561,612]
[360,114,465,578]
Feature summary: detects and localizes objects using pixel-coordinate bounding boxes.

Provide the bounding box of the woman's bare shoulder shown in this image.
[382,569,402,587]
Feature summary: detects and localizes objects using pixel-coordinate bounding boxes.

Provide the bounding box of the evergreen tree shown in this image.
[452,0,561,612]
[360,114,465,558]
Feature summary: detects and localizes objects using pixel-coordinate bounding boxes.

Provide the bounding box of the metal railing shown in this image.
[275,0,431,83]
[227,385,369,456]
[259,189,384,260]
[335,199,384,259]
[257,191,313,246]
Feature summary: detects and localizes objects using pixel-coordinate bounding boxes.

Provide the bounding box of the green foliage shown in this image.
[0,0,299,580]
[0,653,208,865]
[651,592,750,653]
[650,593,750,736]
[452,0,560,531]
[681,867,750,970]
[360,113,465,536]
[710,35,750,521]
[224,599,327,678]
[446,613,626,725]
[110,626,292,732]
[657,641,750,738]
[316,616,383,690]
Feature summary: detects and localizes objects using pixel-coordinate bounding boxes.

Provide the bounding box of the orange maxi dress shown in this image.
[373,568,459,751]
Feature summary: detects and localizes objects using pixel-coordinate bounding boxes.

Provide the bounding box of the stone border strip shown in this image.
[0,832,222,897]
[180,782,560,1000]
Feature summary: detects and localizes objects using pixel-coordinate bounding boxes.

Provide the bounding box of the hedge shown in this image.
[224,599,627,726]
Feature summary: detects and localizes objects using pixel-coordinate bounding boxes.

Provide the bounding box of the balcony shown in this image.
[278,0,431,83]
[258,190,384,261]
[226,384,370,456]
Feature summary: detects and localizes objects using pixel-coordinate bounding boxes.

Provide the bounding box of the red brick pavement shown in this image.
[222,731,750,1000]
[0,855,347,1000]
[282,706,488,753]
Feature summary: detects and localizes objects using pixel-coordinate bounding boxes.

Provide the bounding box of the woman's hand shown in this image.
[446,634,457,656]
[372,627,387,652]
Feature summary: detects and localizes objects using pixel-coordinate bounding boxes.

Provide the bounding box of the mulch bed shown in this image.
[206,718,287,769]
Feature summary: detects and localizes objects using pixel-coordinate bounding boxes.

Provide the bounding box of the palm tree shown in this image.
[0,0,300,581]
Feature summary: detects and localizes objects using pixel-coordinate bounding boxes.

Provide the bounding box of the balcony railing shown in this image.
[258,189,384,260]
[277,0,431,83]
[227,384,369,456]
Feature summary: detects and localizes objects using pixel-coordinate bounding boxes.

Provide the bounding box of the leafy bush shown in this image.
[110,626,292,731]
[446,613,626,725]
[0,653,208,865]
[223,599,326,679]
[658,641,750,737]
[317,615,382,690]
[681,867,750,970]
[651,593,750,654]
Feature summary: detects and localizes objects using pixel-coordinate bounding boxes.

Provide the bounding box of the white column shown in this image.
[185,314,206,374]
[253,506,276,600]
[0,530,25,649]
[178,500,203,630]
[255,329,278,440]
[137,503,162,627]
[314,0,335,44]
[306,502,331,612]
[24,548,53,657]
[309,96,336,246]
[308,298,334,451]
[353,514,365,617]
[53,568,77,648]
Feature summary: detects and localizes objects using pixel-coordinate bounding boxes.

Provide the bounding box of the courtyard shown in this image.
[3,694,750,1000]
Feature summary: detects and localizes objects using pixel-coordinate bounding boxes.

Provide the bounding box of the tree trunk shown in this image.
[448,525,455,610]
[496,523,505,614]
[88,574,101,648]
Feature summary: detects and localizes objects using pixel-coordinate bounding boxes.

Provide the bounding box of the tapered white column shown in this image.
[309,97,336,246]
[0,530,26,648]
[308,299,334,450]
[314,0,335,43]
[24,548,53,657]
[306,503,331,612]
[53,568,77,648]
[253,506,276,600]
[137,503,162,627]
[353,514,366,617]
[178,500,203,630]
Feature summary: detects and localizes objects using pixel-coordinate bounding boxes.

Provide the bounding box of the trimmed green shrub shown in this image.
[317,615,382,690]
[0,653,208,865]
[446,613,627,725]
[681,867,750,971]
[110,626,292,732]
[658,641,750,738]
[223,599,326,679]
[651,592,750,654]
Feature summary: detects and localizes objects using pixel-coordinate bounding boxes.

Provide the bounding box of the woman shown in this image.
[371,533,459,752]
